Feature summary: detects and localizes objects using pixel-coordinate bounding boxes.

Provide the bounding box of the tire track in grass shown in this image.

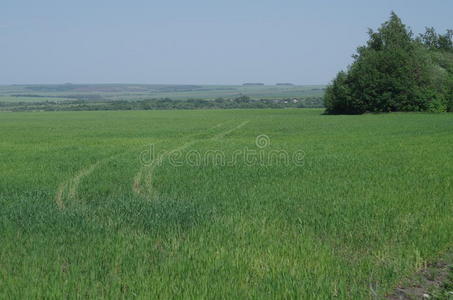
[213,121,249,140]
[54,141,156,210]
[133,140,197,197]
[55,155,118,210]
[132,123,226,196]
[54,121,248,209]
[133,120,249,198]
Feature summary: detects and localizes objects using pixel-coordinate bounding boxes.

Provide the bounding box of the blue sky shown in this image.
[1,0,452,85]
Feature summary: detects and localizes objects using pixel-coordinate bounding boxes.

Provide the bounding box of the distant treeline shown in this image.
[0,96,324,112]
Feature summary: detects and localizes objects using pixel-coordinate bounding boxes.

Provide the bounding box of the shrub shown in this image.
[325,12,453,114]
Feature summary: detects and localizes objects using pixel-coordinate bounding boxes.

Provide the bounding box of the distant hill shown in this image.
[0,84,326,103]
[242,83,264,86]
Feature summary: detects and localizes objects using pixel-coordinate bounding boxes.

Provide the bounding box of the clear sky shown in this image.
[1,0,452,85]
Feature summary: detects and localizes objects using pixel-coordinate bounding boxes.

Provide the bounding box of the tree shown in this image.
[419,28,453,51]
[324,71,364,114]
[325,12,452,114]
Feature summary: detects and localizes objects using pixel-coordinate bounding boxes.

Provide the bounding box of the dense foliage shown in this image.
[0,96,324,112]
[325,12,453,114]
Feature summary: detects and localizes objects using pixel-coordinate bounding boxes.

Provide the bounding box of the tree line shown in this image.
[0,96,324,112]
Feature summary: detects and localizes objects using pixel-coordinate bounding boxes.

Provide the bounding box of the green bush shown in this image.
[325,12,453,114]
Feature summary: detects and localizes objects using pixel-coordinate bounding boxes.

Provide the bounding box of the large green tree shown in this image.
[325,12,453,114]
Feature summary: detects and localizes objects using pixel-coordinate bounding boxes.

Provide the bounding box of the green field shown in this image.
[1,109,452,298]
[0,84,325,103]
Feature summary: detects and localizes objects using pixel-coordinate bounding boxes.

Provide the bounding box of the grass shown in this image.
[0,109,452,298]
[435,267,453,299]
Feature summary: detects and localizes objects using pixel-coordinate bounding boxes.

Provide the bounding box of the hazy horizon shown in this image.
[2,0,452,85]
[0,82,327,86]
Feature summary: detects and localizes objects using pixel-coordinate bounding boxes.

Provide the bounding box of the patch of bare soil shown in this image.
[387,250,453,299]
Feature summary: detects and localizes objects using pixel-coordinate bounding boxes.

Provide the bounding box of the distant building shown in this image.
[276,83,294,86]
